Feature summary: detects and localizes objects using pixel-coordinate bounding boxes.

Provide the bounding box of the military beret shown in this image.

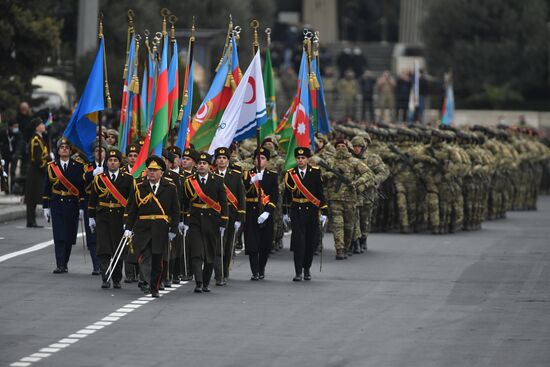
[169,146,182,158]
[183,148,199,162]
[197,152,212,164]
[254,147,271,160]
[107,148,122,161]
[294,147,312,158]
[57,137,71,149]
[145,155,166,171]
[334,139,347,147]
[126,143,140,155]
[214,147,230,159]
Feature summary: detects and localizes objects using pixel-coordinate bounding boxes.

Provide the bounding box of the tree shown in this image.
[0,0,62,122]
[421,0,549,109]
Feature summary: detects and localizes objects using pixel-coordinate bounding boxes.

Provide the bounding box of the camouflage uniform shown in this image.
[351,135,389,251]
[323,145,375,259]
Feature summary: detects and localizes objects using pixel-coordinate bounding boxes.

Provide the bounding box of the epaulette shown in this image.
[231,168,242,174]
[164,176,173,182]
[311,166,320,170]
[268,170,277,174]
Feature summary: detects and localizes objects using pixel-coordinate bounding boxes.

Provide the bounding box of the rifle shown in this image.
[317,160,352,192]
[426,146,445,171]
[388,144,415,169]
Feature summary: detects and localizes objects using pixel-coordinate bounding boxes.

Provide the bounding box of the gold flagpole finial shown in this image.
[265,28,272,48]
[169,15,178,43]
[250,19,259,54]
[161,8,170,37]
[216,14,233,72]
[98,12,104,39]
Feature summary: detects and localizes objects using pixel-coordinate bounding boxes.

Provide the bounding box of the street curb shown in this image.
[0,205,36,223]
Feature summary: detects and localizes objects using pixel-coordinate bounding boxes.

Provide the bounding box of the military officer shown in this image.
[88,149,133,289]
[213,147,246,285]
[283,147,328,281]
[124,156,180,298]
[243,148,279,280]
[43,138,86,273]
[182,152,228,293]
[26,118,51,227]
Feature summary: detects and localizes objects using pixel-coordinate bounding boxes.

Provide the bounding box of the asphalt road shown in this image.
[1,197,549,367]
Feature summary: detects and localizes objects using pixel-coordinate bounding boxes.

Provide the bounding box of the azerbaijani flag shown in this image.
[146,52,156,129]
[167,40,179,132]
[441,83,454,125]
[283,50,311,170]
[131,36,169,176]
[311,57,330,134]
[189,36,240,151]
[64,38,105,161]
[175,45,195,150]
[119,34,136,154]
[260,45,278,142]
[139,66,148,137]
[45,111,53,127]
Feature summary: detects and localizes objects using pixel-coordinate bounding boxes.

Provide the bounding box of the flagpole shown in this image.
[216,15,233,72]
[168,14,178,147]
[97,13,105,152]
[250,19,264,212]
[177,17,195,123]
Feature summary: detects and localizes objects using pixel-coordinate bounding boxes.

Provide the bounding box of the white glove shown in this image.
[168,232,177,241]
[2,170,7,178]
[93,166,104,176]
[178,222,189,234]
[0,159,4,166]
[320,214,328,227]
[250,171,263,183]
[123,229,133,238]
[79,209,84,220]
[89,218,96,233]
[49,152,55,160]
[234,221,241,230]
[219,227,226,236]
[43,208,51,222]
[257,211,270,224]
[283,214,291,227]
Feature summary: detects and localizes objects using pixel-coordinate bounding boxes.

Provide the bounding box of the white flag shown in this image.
[208,50,266,154]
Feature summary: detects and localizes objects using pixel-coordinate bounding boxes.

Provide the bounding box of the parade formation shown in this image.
[7,10,550,299]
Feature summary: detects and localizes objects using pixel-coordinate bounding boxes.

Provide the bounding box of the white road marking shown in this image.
[0,233,84,263]
[10,280,189,366]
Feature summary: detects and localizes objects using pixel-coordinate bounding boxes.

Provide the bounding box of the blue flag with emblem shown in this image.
[64,38,105,161]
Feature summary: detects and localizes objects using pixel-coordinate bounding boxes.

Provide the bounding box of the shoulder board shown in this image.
[122,171,133,177]
[311,166,320,170]
[164,176,173,182]
[212,172,223,178]
[47,161,55,166]
[286,167,294,173]
[230,168,242,174]
[268,170,277,174]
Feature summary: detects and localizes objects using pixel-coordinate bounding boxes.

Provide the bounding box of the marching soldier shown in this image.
[122,142,140,282]
[243,148,279,280]
[88,149,133,289]
[161,149,184,287]
[122,143,140,174]
[179,148,199,280]
[43,138,86,273]
[82,141,108,275]
[26,118,51,227]
[124,156,180,298]
[182,152,228,293]
[283,147,328,281]
[213,147,245,285]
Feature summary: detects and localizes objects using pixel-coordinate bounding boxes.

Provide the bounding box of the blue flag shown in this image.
[175,59,194,150]
[64,38,105,160]
[441,84,454,125]
[312,57,330,134]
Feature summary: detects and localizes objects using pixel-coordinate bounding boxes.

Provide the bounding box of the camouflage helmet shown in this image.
[350,136,366,147]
